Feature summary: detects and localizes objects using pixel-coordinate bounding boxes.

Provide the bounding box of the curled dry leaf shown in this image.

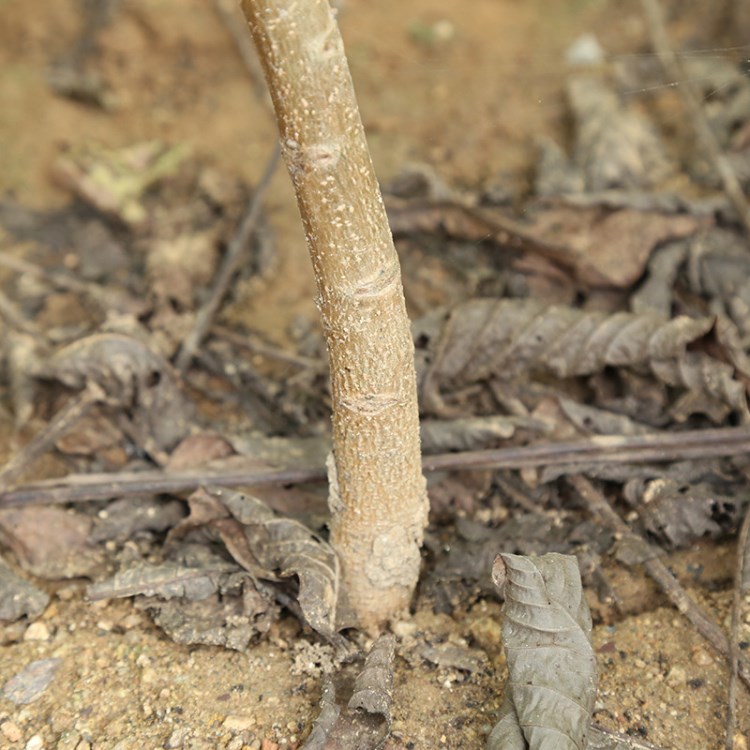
[422,298,750,422]
[488,553,597,750]
[39,333,192,453]
[302,635,395,750]
[218,489,344,638]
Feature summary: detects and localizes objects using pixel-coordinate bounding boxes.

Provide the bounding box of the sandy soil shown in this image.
[1,1,749,749]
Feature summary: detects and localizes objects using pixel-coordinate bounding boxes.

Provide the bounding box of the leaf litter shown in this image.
[2,4,750,749]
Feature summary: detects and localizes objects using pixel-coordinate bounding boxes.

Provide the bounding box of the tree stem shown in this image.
[240,0,427,628]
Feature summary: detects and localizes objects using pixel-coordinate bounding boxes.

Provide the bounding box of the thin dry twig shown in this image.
[726,504,750,749]
[0,289,42,336]
[211,324,322,369]
[639,0,750,236]
[3,426,750,507]
[0,246,124,312]
[211,0,268,102]
[568,474,750,690]
[175,144,280,372]
[0,382,105,494]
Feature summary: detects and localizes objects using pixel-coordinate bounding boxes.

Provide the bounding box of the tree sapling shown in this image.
[241,0,428,630]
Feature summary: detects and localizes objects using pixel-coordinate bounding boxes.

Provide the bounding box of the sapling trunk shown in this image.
[240,0,428,629]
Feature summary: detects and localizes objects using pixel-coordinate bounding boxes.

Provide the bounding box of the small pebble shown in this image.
[165,726,191,749]
[691,648,713,667]
[665,665,687,687]
[3,658,62,705]
[223,715,256,732]
[24,622,51,641]
[26,735,44,750]
[1,720,23,743]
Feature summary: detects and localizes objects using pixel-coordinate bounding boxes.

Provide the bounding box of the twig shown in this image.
[639,0,750,236]
[568,474,750,690]
[0,382,105,494]
[0,289,42,336]
[0,464,327,507]
[211,0,268,102]
[726,504,750,749]
[0,246,129,313]
[211,324,322,369]
[3,425,750,507]
[422,426,750,472]
[175,143,280,372]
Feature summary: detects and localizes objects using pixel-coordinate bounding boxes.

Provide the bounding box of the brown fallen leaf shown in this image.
[0,506,104,579]
[169,488,347,638]
[530,205,706,288]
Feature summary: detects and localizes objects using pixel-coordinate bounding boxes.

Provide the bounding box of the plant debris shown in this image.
[487,553,597,750]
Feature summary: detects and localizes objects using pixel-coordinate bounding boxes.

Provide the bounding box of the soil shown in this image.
[1,1,750,749]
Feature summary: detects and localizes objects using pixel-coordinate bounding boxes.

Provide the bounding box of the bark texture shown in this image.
[241,0,428,628]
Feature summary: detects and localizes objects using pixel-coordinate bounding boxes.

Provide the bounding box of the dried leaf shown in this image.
[422,299,749,422]
[0,506,104,579]
[0,556,49,622]
[87,559,235,601]
[166,433,237,470]
[488,553,597,750]
[52,141,189,227]
[218,490,343,638]
[530,205,704,288]
[302,635,395,750]
[302,681,341,750]
[420,415,546,453]
[567,76,671,191]
[40,333,192,453]
[139,572,277,651]
[88,545,278,651]
[624,478,748,548]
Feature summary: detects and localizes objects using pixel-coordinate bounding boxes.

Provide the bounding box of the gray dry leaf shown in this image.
[38,333,192,454]
[623,477,749,549]
[567,76,672,192]
[0,555,49,622]
[302,635,395,750]
[488,553,597,750]
[421,298,750,423]
[87,559,237,601]
[88,549,278,651]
